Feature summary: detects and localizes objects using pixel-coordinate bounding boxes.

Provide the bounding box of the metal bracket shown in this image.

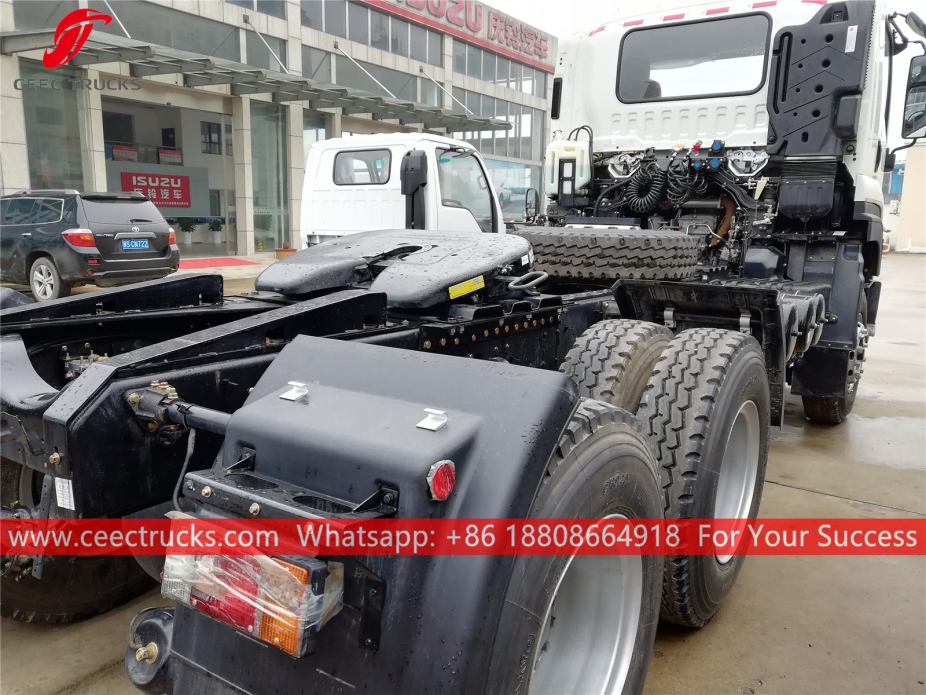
[280,382,309,402]
[663,306,676,329]
[740,310,752,334]
[416,408,448,431]
[31,475,54,580]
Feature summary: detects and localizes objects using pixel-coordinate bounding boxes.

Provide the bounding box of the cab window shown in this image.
[436,149,494,233]
[333,149,392,185]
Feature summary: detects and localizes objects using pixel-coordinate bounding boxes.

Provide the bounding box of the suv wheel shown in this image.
[30,257,71,301]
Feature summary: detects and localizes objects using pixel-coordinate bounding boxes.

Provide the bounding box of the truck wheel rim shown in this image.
[529,514,643,695]
[714,400,761,564]
[32,265,54,299]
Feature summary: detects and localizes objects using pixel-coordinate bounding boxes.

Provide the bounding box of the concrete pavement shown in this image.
[1,254,924,695]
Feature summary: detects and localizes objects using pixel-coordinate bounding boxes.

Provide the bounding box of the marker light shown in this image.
[427,460,456,501]
[168,228,177,245]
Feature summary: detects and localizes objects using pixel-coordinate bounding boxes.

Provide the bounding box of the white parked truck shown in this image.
[300,133,506,246]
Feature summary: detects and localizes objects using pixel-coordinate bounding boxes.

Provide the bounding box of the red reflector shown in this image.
[752,1,777,7]
[88,259,99,265]
[168,229,177,245]
[663,13,685,21]
[589,26,605,36]
[427,460,456,501]
[706,7,729,14]
[623,19,643,26]
[87,270,93,275]
[62,230,96,248]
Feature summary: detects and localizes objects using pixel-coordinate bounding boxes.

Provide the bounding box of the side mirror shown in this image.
[902,55,926,139]
[906,11,926,38]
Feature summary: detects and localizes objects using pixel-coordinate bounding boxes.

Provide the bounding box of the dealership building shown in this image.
[0,0,555,255]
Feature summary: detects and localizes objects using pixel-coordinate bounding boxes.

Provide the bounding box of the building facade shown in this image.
[0,0,555,256]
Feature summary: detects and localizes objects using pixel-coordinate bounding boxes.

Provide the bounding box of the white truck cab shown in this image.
[301,133,505,247]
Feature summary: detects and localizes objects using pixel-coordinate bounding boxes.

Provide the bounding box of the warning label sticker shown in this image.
[449,275,486,299]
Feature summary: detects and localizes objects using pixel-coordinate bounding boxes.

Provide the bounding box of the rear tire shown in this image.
[638,329,769,628]
[0,459,153,623]
[486,400,663,695]
[515,228,700,281]
[29,257,71,301]
[560,320,672,412]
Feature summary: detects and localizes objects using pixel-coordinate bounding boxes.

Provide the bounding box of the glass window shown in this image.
[390,17,409,57]
[436,149,494,234]
[336,57,415,100]
[201,122,222,155]
[324,0,346,38]
[334,149,392,185]
[617,15,769,102]
[410,24,427,62]
[427,30,442,67]
[453,40,466,74]
[466,44,481,79]
[246,32,286,70]
[12,1,78,30]
[20,62,84,190]
[482,52,496,83]
[348,2,368,43]
[494,100,508,156]
[534,71,546,98]
[508,62,521,92]
[2,198,34,224]
[520,109,532,159]
[255,0,285,18]
[480,96,495,156]
[496,56,509,87]
[303,114,327,164]
[466,90,480,116]
[420,78,440,107]
[452,86,466,114]
[533,108,544,161]
[30,199,62,224]
[209,190,223,217]
[97,2,240,61]
[302,46,332,82]
[80,198,164,224]
[250,102,288,249]
[301,0,322,28]
[227,0,253,8]
[102,111,134,144]
[521,66,534,95]
[370,10,389,51]
[507,102,520,159]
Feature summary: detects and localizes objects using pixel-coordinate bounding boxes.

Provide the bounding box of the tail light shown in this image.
[62,229,97,248]
[168,228,176,245]
[162,552,343,658]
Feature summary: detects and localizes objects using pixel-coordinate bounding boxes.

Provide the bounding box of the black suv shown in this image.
[0,190,180,300]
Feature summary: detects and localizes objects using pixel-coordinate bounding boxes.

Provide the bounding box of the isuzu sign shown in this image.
[121,173,192,208]
[43,8,112,69]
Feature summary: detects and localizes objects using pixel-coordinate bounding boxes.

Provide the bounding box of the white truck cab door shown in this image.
[433,148,502,233]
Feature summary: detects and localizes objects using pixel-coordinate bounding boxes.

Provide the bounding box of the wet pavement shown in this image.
[1,254,924,695]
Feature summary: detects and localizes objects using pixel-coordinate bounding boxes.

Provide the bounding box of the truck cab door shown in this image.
[433,148,501,234]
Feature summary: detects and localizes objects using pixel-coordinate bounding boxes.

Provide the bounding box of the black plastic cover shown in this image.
[766,1,875,156]
[255,229,531,307]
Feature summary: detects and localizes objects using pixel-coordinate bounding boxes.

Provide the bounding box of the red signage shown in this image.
[364,0,553,72]
[121,172,191,208]
[43,8,112,69]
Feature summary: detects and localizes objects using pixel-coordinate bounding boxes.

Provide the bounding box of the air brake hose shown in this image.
[624,164,667,214]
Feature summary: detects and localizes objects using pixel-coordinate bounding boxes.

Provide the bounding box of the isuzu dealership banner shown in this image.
[120,172,191,207]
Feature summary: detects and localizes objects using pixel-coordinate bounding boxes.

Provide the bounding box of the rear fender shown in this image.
[171,335,580,695]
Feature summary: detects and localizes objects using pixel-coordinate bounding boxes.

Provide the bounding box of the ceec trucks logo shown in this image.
[43,8,112,69]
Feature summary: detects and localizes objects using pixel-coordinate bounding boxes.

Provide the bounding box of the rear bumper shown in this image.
[58,246,180,286]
